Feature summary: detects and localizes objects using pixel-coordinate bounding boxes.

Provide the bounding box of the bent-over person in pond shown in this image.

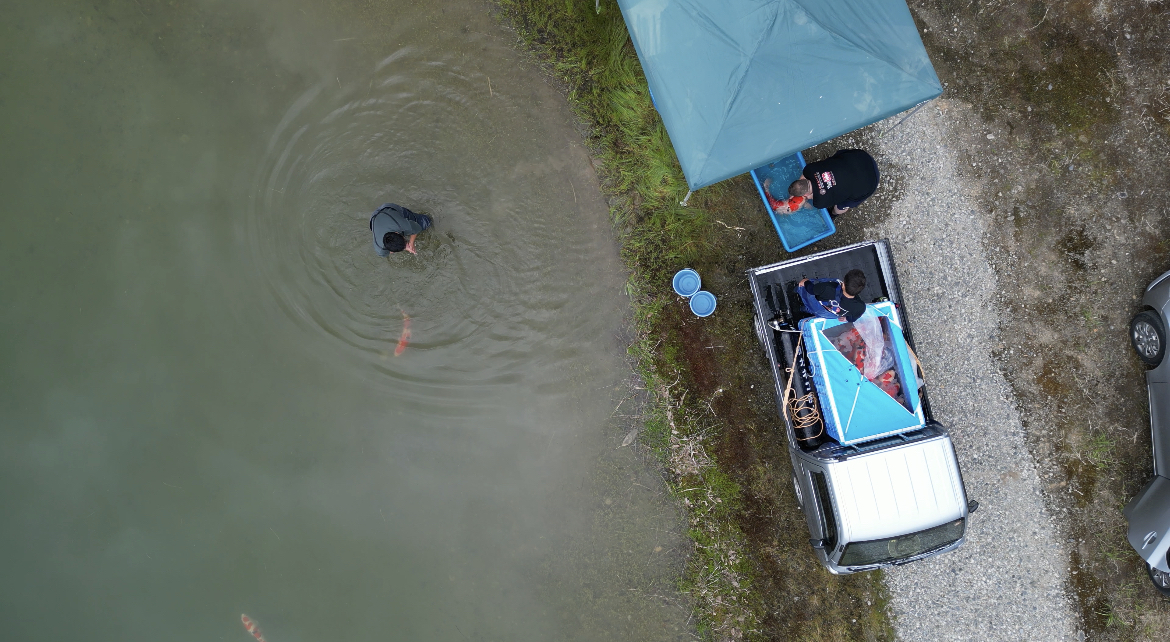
[370,203,432,256]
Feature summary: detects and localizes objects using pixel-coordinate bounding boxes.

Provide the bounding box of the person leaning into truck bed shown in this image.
[764,149,880,217]
[795,269,867,323]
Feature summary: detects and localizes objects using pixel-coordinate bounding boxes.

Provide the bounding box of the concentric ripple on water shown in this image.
[248,46,621,403]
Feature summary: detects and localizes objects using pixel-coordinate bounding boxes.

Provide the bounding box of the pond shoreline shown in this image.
[492,2,894,639]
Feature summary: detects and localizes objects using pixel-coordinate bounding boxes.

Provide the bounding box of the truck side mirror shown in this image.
[809,538,827,550]
[968,500,979,513]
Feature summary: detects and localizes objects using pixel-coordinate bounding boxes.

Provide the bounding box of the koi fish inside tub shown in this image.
[767,193,807,214]
[394,313,411,356]
[241,614,268,642]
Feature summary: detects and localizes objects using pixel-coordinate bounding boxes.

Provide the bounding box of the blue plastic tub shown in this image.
[690,291,717,317]
[800,302,925,445]
[749,152,836,252]
[672,268,701,297]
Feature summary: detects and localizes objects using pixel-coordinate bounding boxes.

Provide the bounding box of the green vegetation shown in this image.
[1086,431,1116,473]
[495,2,892,639]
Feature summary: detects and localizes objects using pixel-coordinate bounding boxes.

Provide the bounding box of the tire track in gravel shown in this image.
[867,101,1081,642]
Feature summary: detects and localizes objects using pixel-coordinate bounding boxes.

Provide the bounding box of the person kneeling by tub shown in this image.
[764,149,880,217]
[370,203,432,256]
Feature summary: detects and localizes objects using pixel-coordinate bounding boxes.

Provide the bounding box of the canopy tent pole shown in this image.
[680,190,693,207]
[880,100,932,138]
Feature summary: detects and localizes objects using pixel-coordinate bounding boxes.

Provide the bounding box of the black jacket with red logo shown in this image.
[802,149,880,211]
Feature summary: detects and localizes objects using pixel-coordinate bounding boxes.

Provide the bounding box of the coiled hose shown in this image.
[781,333,823,441]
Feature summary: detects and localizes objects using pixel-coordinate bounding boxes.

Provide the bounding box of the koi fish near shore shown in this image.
[394,313,411,356]
[241,614,268,642]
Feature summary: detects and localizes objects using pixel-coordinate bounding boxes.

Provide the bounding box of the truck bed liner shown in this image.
[752,243,889,325]
[748,241,935,451]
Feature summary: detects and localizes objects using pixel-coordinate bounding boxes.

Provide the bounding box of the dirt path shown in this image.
[868,102,1081,641]
[898,3,1170,639]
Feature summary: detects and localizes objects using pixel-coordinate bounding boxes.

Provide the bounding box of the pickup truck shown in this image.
[747,240,976,574]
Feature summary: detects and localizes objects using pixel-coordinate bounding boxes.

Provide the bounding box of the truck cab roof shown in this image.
[826,434,966,543]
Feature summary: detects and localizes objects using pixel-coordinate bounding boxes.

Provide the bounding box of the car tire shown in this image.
[1148,563,1170,596]
[1130,311,1165,367]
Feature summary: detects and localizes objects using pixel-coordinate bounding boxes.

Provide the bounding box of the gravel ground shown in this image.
[868,101,1081,642]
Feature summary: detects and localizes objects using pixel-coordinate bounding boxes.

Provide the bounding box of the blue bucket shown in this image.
[690,291,717,317]
[672,269,701,297]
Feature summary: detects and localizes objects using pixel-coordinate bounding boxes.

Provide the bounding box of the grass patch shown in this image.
[1086,431,1117,473]
[495,1,894,640]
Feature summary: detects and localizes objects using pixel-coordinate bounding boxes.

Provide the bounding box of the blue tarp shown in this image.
[801,302,925,445]
[616,0,942,190]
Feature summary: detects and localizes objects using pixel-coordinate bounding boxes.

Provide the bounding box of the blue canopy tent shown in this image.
[615,0,941,248]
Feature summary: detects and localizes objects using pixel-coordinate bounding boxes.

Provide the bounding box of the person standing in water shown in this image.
[369,203,432,256]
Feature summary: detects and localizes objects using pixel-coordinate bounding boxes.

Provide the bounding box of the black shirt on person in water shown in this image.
[802,149,880,211]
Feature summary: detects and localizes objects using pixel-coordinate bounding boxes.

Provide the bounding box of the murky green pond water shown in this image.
[0,1,690,640]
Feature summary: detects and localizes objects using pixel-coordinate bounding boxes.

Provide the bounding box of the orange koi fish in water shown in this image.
[874,369,901,399]
[766,193,806,214]
[240,614,268,642]
[394,313,411,356]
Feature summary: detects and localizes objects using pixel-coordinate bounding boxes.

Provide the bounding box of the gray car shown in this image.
[1124,268,1170,593]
